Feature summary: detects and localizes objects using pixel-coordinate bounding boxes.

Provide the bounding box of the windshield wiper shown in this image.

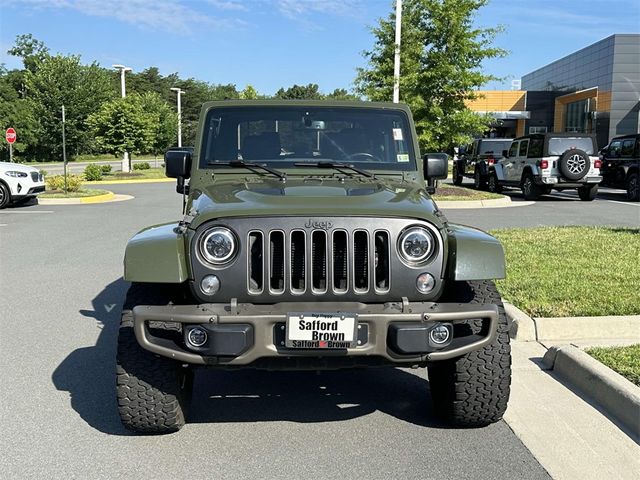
[209,160,286,180]
[293,161,376,179]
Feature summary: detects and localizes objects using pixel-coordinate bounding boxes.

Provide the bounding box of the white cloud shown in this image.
[206,0,248,11]
[16,0,244,35]
[275,0,363,19]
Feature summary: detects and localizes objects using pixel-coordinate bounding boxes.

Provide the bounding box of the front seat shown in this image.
[242,132,281,161]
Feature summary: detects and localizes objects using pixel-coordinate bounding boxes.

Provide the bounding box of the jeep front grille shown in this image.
[247,229,390,296]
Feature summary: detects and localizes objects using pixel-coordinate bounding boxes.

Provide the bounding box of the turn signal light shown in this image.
[487,156,495,165]
[594,159,602,169]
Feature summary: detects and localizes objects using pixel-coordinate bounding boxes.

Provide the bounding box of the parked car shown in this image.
[116,100,511,434]
[599,134,639,201]
[453,138,513,189]
[487,133,602,201]
[0,162,46,209]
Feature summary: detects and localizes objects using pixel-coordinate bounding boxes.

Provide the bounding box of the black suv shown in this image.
[599,134,640,201]
[453,138,513,189]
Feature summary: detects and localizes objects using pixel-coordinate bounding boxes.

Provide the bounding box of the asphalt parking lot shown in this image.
[2,181,637,479]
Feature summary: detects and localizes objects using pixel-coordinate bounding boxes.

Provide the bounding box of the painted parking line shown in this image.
[0,210,55,214]
[607,200,640,207]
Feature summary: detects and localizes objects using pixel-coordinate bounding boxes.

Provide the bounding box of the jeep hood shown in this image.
[187,176,442,229]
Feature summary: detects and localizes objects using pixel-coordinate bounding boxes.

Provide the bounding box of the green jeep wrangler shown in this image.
[117,100,511,434]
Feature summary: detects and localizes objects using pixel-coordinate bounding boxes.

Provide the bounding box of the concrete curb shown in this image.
[543,344,640,440]
[83,178,174,185]
[436,196,536,209]
[38,192,134,205]
[504,302,640,342]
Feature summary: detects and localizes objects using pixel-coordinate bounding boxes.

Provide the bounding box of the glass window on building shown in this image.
[565,99,589,133]
[529,126,548,134]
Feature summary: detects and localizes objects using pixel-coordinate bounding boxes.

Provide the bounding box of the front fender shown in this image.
[446,224,505,281]
[124,222,190,283]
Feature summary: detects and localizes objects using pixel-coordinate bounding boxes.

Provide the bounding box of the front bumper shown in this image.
[132,300,499,368]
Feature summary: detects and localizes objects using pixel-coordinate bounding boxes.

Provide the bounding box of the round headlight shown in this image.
[199,227,237,264]
[398,227,434,263]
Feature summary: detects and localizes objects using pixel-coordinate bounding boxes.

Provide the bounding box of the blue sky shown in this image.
[1,0,638,95]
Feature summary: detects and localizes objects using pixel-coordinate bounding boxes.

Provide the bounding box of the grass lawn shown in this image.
[586,344,640,386]
[40,188,111,198]
[492,227,640,317]
[96,167,168,181]
[432,184,503,201]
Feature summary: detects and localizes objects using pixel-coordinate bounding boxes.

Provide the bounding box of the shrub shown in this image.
[100,164,112,174]
[46,174,83,192]
[39,169,48,177]
[84,164,103,181]
[133,162,151,170]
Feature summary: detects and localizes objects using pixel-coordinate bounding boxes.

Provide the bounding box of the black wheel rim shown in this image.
[630,177,638,199]
[523,178,531,195]
[0,187,5,204]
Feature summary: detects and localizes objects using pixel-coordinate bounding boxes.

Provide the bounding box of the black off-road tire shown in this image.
[558,149,590,181]
[474,168,487,190]
[521,172,541,200]
[577,184,598,201]
[427,280,511,427]
[0,182,10,209]
[116,283,193,434]
[487,171,502,193]
[452,163,463,186]
[626,173,639,201]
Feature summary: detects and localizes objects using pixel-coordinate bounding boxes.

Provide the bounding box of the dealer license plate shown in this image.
[286,312,358,349]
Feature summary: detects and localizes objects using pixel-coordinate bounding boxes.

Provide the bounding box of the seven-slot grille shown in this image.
[247,229,391,296]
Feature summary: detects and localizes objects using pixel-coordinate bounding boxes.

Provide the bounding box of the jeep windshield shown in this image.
[200,106,417,173]
[548,137,595,155]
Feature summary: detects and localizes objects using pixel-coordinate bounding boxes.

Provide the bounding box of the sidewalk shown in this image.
[503,303,640,478]
[505,341,640,479]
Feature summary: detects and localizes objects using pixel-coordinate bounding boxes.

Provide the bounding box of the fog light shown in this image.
[430,325,450,344]
[187,327,208,347]
[416,272,435,293]
[201,275,220,295]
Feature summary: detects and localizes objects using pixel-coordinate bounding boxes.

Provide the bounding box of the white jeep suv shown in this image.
[487,133,602,201]
[0,162,46,209]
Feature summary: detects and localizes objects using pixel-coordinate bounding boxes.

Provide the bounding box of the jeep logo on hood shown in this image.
[304,219,333,230]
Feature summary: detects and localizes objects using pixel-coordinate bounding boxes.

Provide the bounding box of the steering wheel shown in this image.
[347,152,382,162]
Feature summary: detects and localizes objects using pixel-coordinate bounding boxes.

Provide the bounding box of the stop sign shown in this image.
[5,128,16,144]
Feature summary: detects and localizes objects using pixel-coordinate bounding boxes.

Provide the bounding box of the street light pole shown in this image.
[170,87,185,148]
[113,64,132,172]
[393,0,402,104]
[62,105,67,192]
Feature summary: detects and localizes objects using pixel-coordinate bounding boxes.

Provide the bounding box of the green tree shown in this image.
[137,92,178,154]
[355,0,506,152]
[326,88,360,101]
[25,54,115,159]
[275,84,323,100]
[7,34,50,73]
[0,68,40,160]
[86,95,155,157]
[240,84,259,99]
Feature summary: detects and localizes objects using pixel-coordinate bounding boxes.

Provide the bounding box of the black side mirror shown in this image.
[502,149,509,158]
[423,153,448,180]
[165,149,192,194]
[423,153,448,194]
[165,149,192,178]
